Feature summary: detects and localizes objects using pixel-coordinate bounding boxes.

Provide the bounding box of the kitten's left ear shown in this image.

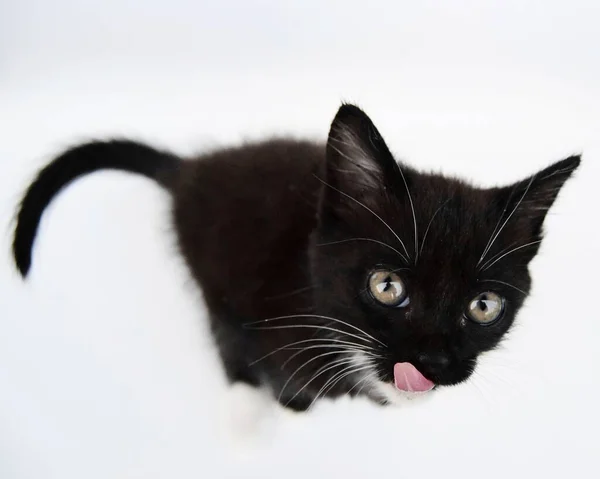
[502,155,581,234]
[324,104,399,191]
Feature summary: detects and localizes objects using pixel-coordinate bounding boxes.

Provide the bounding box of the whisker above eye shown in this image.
[396,163,419,264]
[479,279,528,295]
[480,240,542,271]
[313,174,411,262]
[317,237,408,264]
[479,189,515,267]
[418,198,451,259]
[478,175,536,267]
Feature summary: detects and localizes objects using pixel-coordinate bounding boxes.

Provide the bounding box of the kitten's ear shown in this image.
[324,104,398,191]
[501,155,581,235]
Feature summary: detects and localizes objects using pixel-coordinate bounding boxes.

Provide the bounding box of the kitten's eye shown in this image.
[368,270,408,307]
[467,292,504,325]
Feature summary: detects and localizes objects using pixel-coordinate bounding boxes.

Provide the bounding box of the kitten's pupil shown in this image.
[375,276,394,294]
[478,298,488,312]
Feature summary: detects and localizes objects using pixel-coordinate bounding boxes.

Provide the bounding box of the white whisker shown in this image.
[481,240,542,271]
[479,193,513,266]
[317,237,408,264]
[245,314,386,348]
[347,370,378,395]
[479,279,528,295]
[397,163,419,263]
[278,350,348,402]
[469,371,495,410]
[308,364,357,410]
[284,357,359,407]
[312,356,358,377]
[280,344,378,370]
[308,362,372,410]
[314,175,411,261]
[249,338,377,366]
[312,363,374,408]
[246,324,378,348]
[539,165,577,181]
[478,176,536,267]
[480,240,517,267]
[361,367,385,401]
[320,352,375,396]
[418,198,451,259]
[327,141,377,179]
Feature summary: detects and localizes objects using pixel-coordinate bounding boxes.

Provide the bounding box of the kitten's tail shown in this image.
[12,139,181,278]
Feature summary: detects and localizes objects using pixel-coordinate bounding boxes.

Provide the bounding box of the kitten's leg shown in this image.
[277,390,313,412]
[223,351,313,412]
[221,382,274,444]
[222,347,312,413]
[218,365,275,446]
[212,318,275,443]
[210,312,262,387]
[221,355,261,388]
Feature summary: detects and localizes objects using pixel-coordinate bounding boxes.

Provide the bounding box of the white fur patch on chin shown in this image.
[349,351,434,407]
[370,379,433,407]
[218,382,275,448]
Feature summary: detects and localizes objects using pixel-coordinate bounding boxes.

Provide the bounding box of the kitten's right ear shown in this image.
[324,104,398,191]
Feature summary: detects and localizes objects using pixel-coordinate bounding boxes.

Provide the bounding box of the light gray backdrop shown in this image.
[1,1,598,478]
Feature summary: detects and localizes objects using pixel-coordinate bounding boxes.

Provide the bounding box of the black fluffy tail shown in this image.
[12,139,181,277]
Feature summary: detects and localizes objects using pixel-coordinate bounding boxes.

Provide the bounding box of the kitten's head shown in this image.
[312,104,579,403]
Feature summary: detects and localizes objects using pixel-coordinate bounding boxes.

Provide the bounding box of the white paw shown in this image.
[218,382,275,449]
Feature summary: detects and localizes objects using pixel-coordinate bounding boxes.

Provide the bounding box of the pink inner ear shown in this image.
[394,363,435,392]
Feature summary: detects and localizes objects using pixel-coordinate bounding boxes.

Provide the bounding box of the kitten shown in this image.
[12,104,580,411]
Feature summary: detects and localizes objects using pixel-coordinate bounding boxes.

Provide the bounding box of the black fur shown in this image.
[12,104,580,411]
[13,140,179,276]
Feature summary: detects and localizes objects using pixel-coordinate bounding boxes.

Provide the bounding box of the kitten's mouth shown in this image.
[393,362,435,392]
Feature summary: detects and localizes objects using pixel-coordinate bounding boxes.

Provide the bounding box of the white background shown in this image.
[1,1,599,478]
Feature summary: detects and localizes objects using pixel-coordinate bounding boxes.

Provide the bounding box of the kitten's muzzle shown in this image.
[417,352,451,371]
[411,353,476,386]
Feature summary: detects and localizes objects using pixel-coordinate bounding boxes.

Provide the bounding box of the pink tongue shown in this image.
[394,362,435,392]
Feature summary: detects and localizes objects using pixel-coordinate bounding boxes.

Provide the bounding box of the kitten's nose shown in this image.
[417,353,450,372]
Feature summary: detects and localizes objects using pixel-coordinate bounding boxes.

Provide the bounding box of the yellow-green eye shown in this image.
[368,270,409,307]
[467,292,504,324]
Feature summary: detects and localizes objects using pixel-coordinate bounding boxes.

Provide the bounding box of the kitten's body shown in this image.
[12,105,580,411]
[174,140,331,408]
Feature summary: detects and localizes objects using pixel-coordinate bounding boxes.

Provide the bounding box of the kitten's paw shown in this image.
[278,393,313,412]
[219,382,274,447]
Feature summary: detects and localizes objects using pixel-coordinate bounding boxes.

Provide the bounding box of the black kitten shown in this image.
[12,104,580,411]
